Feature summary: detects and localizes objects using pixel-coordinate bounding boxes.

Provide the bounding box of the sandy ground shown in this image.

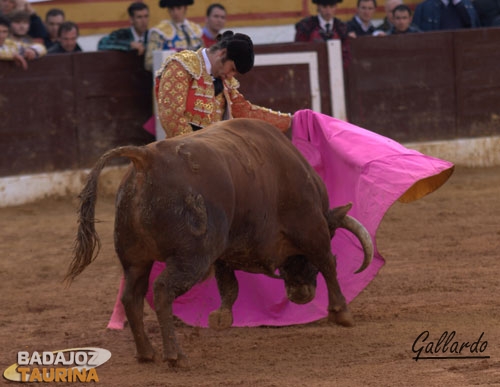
[1,166,499,386]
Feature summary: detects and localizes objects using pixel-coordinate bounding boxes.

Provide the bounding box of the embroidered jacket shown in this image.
[145,19,203,71]
[156,49,292,138]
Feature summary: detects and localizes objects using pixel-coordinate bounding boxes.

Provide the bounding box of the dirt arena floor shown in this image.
[1,166,499,386]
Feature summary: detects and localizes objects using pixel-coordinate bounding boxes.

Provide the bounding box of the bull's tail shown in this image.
[64,145,150,285]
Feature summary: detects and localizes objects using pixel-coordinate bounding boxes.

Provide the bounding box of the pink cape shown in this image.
[111,110,454,328]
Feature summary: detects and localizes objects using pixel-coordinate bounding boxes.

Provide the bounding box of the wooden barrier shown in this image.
[346,28,500,142]
[0,52,154,178]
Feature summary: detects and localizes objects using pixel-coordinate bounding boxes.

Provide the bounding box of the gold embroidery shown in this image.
[193,99,213,114]
[153,21,176,40]
[157,49,203,80]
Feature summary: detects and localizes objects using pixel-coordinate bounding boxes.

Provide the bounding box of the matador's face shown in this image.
[211,49,238,81]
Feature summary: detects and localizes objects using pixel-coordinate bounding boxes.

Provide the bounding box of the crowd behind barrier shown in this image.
[1,27,500,179]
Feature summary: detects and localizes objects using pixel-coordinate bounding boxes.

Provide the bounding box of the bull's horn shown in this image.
[341,215,373,274]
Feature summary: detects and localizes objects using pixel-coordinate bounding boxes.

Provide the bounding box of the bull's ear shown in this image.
[327,203,353,233]
[330,202,353,219]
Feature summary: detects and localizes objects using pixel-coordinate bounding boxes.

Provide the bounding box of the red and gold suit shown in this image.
[155,49,292,138]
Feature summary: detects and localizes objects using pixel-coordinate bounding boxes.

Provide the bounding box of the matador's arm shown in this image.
[156,60,193,138]
[228,87,292,132]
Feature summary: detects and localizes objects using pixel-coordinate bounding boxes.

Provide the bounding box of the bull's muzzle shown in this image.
[286,284,316,304]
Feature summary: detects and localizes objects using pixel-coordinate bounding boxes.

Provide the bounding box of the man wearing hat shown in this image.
[295,0,350,66]
[144,0,203,71]
[155,30,291,138]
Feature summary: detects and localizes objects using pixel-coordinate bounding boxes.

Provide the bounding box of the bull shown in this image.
[65,118,373,367]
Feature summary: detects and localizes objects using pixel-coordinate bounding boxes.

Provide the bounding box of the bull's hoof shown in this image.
[136,349,157,363]
[329,310,354,327]
[166,353,190,368]
[208,309,233,330]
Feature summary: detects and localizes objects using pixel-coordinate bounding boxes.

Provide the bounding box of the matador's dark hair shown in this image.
[209,31,254,74]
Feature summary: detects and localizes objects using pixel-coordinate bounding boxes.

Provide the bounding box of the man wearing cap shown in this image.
[155,31,291,138]
[295,0,350,66]
[144,0,203,71]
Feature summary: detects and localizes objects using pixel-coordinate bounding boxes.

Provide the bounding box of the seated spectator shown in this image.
[387,4,422,33]
[48,21,82,54]
[0,15,45,69]
[347,0,377,38]
[373,0,402,35]
[44,8,64,50]
[413,0,480,30]
[98,2,149,55]
[473,0,500,26]
[202,3,226,47]
[145,0,203,71]
[295,0,350,67]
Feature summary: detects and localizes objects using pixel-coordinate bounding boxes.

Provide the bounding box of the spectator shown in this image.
[8,9,32,42]
[144,0,203,71]
[473,0,500,26]
[202,3,226,47]
[48,21,82,54]
[44,8,64,50]
[8,10,46,56]
[413,0,480,30]
[98,2,149,55]
[347,0,377,38]
[387,4,422,33]
[0,15,45,69]
[295,0,350,67]
[373,0,402,35]
[0,0,16,16]
[1,0,48,41]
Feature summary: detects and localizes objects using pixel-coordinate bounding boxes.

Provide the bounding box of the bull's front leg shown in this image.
[208,260,238,330]
[317,252,354,327]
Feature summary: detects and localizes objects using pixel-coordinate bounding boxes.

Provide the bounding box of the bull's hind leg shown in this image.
[208,260,238,330]
[121,262,155,362]
[315,252,354,327]
[153,257,211,367]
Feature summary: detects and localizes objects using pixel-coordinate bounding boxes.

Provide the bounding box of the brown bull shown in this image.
[66,118,373,367]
